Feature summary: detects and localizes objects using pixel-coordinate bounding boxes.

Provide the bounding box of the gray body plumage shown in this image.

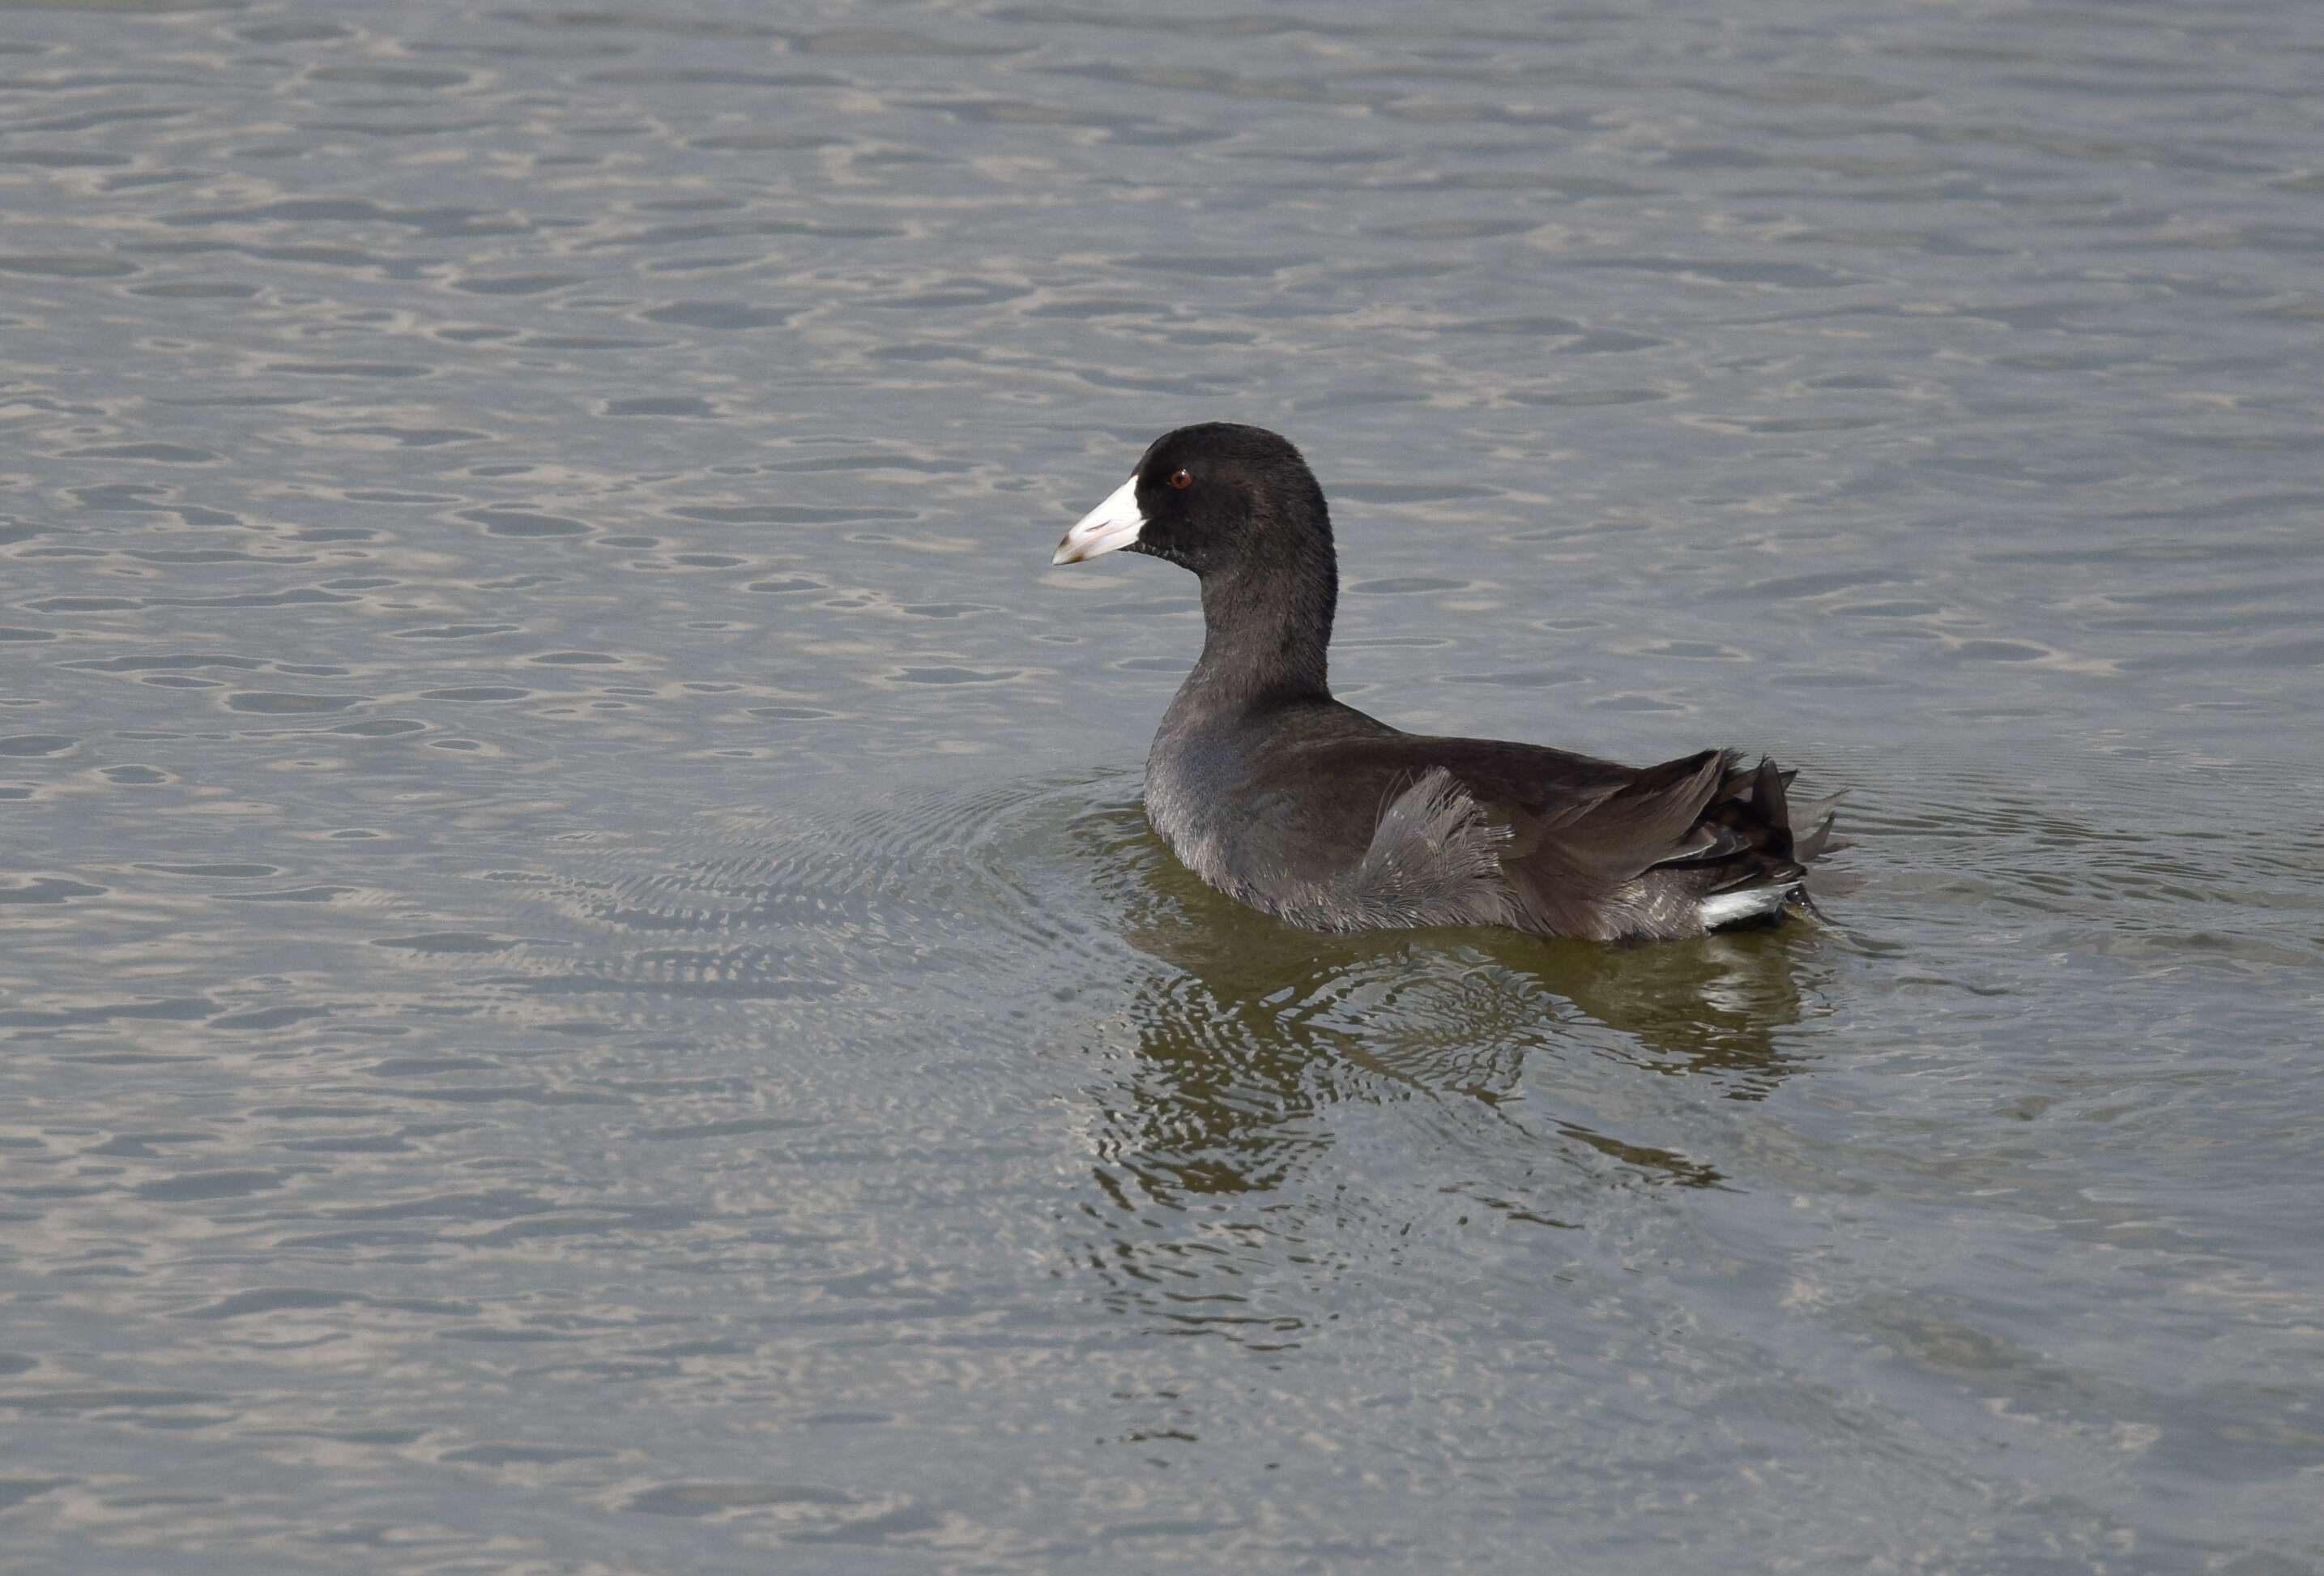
[1149,748,1520,933]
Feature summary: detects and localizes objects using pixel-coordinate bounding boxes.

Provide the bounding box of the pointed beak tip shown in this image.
[1051,472,1144,570]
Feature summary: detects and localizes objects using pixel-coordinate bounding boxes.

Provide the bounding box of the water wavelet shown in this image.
[467,773,1136,1036]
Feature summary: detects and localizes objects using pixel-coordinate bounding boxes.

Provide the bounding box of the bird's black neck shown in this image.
[1175,540,1338,720]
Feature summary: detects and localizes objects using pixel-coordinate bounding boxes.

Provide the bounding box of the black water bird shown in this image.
[1051,423,1841,942]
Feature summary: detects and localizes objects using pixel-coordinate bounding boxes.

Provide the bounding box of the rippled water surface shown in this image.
[6,0,2323,1569]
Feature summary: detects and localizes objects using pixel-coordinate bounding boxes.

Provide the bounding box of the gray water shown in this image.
[4,0,2322,1570]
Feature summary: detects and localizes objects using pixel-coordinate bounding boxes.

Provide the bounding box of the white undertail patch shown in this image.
[1699,884,1797,929]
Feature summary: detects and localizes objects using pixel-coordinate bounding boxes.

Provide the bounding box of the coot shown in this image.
[1052,423,1840,942]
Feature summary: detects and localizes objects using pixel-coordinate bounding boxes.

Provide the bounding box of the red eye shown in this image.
[1168,468,1192,489]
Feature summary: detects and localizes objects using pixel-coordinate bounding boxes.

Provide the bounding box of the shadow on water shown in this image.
[1047,799,1834,1341]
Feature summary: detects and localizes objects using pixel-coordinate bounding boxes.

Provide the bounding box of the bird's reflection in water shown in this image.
[1063,805,1831,1342]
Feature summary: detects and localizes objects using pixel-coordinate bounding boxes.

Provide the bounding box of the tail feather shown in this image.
[1790,791,1845,864]
[1754,755,1792,835]
[1504,750,1847,940]
[1681,754,1844,930]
